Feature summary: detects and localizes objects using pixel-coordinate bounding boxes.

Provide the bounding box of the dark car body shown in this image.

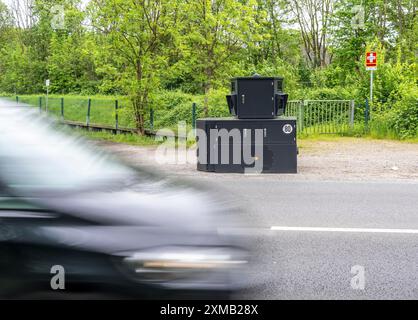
[0,104,250,299]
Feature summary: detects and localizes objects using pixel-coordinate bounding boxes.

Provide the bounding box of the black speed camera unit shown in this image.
[226,76,288,119]
[197,75,297,173]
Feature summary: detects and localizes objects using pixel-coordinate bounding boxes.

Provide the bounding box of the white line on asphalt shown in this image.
[270,226,418,234]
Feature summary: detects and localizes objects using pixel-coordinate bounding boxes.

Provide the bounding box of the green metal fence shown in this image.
[3,95,190,132]
[9,96,137,129]
[286,100,355,134]
[2,95,355,135]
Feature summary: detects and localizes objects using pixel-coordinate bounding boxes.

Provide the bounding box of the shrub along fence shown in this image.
[7,95,365,136]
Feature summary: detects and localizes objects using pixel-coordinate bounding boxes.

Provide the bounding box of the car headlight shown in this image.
[123,246,247,273]
[118,246,249,289]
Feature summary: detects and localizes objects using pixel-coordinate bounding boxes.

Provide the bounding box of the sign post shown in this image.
[370,69,373,103]
[365,52,377,103]
[46,79,50,113]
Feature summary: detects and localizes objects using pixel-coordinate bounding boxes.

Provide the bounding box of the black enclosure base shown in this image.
[197,117,297,174]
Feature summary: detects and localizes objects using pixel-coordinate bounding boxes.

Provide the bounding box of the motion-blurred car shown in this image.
[0,103,250,299]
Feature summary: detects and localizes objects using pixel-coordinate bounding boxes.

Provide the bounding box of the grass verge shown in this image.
[74,129,160,146]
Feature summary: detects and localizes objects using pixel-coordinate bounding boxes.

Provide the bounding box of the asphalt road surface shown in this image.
[215,179,418,299]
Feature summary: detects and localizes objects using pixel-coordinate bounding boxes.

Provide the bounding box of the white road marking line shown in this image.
[270,226,418,234]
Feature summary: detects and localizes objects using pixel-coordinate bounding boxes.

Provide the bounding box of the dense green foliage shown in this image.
[0,0,416,138]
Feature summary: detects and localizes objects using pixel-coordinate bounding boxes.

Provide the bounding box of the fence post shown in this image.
[365,98,370,130]
[61,97,64,121]
[16,96,19,104]
[115,100,119,132]
[150,108,154,130]
[192,102,197,132]
[349,100,355,129]
[39,97,42,113]
[86,98,91,127]
[298,100,304,133]
[303,100,309,133]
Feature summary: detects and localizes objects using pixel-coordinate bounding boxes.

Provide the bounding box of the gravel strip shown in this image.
[92,138,418,183]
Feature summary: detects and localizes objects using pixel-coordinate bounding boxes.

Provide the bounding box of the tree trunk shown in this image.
[132,94,145,135]
[133,61,145,135]
[136,114,145,135]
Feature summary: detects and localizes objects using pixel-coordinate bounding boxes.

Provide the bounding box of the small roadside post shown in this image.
[115,100,119,133]
[60,97,64,120]
[86,98,91,127]
[365,52,377,104]
[298,101,305,133]
[350,100,355,129]
[45,79,50,113]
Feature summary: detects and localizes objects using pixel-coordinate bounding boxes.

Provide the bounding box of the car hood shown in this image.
[24,180,248,257]
[38,178,241,232]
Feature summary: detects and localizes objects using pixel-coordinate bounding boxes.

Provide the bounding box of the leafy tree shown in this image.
[287,0,333,68]
[178,0,261,116]
[89,0,179,134]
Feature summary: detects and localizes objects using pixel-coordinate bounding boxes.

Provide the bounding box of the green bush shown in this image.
[151,89,230,129]
[387,85,418,139]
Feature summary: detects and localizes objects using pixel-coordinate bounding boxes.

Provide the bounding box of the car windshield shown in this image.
[0,106,135,195]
